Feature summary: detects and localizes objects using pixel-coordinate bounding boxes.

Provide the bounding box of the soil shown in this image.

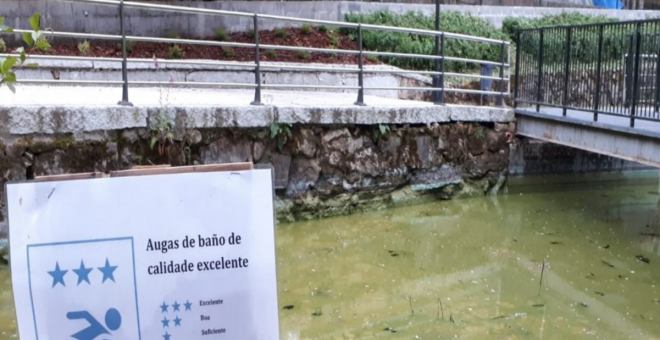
[28,27,378,65]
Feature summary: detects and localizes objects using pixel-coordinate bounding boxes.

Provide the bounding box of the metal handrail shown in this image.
[1,0,512,107]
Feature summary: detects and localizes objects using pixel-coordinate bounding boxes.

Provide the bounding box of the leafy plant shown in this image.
[328,34,340,48]
[150,111,174,156]
[317,25,329,33]
[125,40,136,53]
[0,13,50,93]
[367,55,379,63]
[343,10,509,73]
[270,123,292,151]
[474,126,485,140]
[247,28,255,39]
[169,44,184,59]
[222,46,235,58]
[301,24,312,35]
[502,13,617,41]
[297,51,310,60]
[275,28,288,39]
[78,40,90,56]
[372,124,391,143]
[266,49,277,58]
[214,27,230,41]
[0,38,5,53]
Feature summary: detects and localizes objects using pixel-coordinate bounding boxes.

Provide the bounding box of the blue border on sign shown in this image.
[26,237,142,340]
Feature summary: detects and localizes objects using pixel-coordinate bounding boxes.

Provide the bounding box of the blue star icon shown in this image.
[160,302,169,313]
[172,301,180,312]
[163,331,171,340]
[98,258,118,283]
[161,317,170,327]
[184,300,192,311]
[73,260,93,285]
[173,316,182,327]
[48,262,68,288]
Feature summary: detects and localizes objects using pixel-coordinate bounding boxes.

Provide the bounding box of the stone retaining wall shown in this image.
[0,110,515,237]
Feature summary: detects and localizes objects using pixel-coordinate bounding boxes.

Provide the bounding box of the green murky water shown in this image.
[2,173,660,339]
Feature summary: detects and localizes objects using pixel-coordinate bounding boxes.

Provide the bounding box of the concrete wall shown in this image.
[1,1,659,44]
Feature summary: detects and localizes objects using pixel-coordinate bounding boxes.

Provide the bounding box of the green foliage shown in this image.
[372,124,391,143]
[0,38,5,53]
[328,34,340,47]
[301,24,312,35]
[222,46,236,58]
[474,126,485,140]
[150,111,174,155]
[125,40,136,53]
[343,10,508,72]
[77,40,90,56]
[502,12,618,41]
[269,123,292,151]
[317,25,329,33]
[0,13,49,93]
[367,55,379,63]
[266,49,277,59]
[247,28,255,40]
[169,44,184,59]
[297,51,310,60]
[275,28,288,39]
[214,27,230,42]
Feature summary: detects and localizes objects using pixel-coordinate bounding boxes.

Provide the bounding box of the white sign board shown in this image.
[6,167,280,340]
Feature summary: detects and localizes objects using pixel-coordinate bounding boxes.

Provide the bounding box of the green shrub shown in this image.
[275,28,288,39]
[317,25,329,33]
[367,55,379,62]
[343,10,509,73]
[297,51,310,60]
[502,12,618,41]
[78,40,90,56]
[214,27,230,41]
[266,49,277,58]
[0,38,6,53]
[507,14,630,66]
[222,46,236,58]
[169,44,184,59]
[247,28,255,39]
[126,40,136,53]
[301,24,312,35]
[328,34,340,47]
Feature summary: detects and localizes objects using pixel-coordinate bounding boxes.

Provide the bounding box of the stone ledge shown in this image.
[2,105,513,134]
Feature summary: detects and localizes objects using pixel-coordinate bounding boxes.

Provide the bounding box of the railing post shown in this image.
[432,0,440,103]
[251,13,262,106]
[562,27,572,116]
[435,33,445,105]
[536,29,544,112]
[631,23,643,128]
[497,41,505,107]
[594,25,604,122]
[655,34,660,113]
[354,24,366,106]
[117,0,132,107]
[514,31,521,109]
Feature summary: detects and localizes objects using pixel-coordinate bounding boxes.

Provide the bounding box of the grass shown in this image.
[266,49,277,58]
[275,28,288,39]
[297,51,310,60]
[301,24,312,35]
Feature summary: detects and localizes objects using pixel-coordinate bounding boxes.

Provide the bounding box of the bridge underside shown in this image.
[516,110,660,168]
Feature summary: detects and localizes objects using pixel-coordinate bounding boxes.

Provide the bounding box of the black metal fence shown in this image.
[514,19,660,127]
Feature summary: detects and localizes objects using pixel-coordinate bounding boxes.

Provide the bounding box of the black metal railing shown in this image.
[0,0,511,108]
[514,19,660,127]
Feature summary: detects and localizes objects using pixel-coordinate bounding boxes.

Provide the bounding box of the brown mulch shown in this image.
[28,27,378,65]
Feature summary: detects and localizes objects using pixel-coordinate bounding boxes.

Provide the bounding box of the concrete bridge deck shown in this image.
[0,86,514,134]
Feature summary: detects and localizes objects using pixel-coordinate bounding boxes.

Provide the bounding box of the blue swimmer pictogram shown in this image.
[67,308,122,340]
